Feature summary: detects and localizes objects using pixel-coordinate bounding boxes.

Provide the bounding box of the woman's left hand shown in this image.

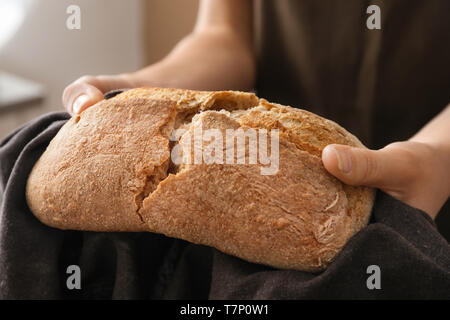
[322,140,450,219]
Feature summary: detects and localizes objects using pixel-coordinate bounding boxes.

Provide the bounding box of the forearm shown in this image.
[409,104,450,194]
[128,28,255,91]
[126,0,254,91]
[410,104,450,152]
[63,0,254,114]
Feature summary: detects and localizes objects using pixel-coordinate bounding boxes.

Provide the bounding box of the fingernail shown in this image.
[73,94,89,114]
[334,147,352,174]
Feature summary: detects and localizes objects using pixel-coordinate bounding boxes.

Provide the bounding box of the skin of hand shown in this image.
[62,74,136,114]
[322,105,450,219]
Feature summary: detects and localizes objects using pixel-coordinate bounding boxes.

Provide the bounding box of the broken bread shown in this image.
[26,88,374,272]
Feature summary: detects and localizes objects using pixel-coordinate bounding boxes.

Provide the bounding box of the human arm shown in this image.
[63,0,255,114]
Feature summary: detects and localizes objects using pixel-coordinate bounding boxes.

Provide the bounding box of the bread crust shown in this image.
[26,88,374,271]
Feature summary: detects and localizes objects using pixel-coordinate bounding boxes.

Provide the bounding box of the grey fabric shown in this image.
[0,112,449,299]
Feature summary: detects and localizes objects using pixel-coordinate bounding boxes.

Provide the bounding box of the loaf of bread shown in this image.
[26,88,374,272]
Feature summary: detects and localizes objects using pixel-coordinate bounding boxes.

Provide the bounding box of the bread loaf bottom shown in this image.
[26,88,374,271]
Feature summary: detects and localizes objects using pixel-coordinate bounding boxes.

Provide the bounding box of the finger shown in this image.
[72,85,104,114]
[321,143,416,189]
[63,75,135,115]
[63,81,104,115]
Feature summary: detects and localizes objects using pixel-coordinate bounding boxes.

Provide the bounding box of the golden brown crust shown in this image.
[26,97,177,231]
[26,87,375,271]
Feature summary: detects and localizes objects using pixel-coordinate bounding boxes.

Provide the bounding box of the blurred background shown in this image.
[0,0,199,139]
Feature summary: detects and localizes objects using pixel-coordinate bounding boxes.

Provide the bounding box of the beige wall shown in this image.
[0,0,199,139]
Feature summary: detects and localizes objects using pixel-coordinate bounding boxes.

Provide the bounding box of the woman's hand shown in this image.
[322,140,450,219]
[63,74,136,115]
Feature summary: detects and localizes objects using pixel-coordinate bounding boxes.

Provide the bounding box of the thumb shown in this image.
[63,78,105,115]
[70,85,104,115]
[321,144,412,188]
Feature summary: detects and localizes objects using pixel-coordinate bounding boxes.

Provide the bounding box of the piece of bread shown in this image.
[26,88,374,272]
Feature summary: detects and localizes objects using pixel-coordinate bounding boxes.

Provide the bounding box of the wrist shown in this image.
[123,60,174,89]
[415,140,450,199]
[117,72,140,89]
[433,144,450,198]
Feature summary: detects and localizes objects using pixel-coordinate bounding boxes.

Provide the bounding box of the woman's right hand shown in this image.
[63,74,136,115]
